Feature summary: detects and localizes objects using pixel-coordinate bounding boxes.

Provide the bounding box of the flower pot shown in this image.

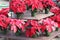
[45,30,50,36]
[45,8,49,14]
[0,29,7,35]
[8,12,17,18]
[15,29,22,36]
[31,9,37,17]
[27,5,32,10]
[16,13,24,19]
[56,27,58,31]
[32,34,38,38]
[2,29,7,35]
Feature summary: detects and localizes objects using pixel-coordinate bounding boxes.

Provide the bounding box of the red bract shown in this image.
[24,0,32,6]
[51,14,60,22]
[25,20,41,37]
[32,3,38,11]
[48,0,56,7]
[26,27,36,37]
[38,2,43,10]
[50,14,60,22]
[25,20,41,31]
[10,0,26,13]
[42,0,56,8]
[24,0,43,10]
[50,7,60,14]
[31,0,44,10]
[31,0,39,10]
[0,8,9,16]
[10,0,56,13]
[40,25,46,32]
[10,19,25,33]
[50,15,56,21]
[0,15,10,29]
[58,23,60,28]
[56,14,60,22]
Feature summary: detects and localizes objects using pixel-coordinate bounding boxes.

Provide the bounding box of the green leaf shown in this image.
[32,34,37,38]
[15,29,22,36]
[31,9,37,17]
[56,27,58,31]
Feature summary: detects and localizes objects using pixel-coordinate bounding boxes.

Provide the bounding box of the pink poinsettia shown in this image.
[10,19,25,33]
[40,18,58,32]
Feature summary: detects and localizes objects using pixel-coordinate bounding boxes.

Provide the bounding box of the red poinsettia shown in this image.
[57,22,60,28]
[10,0,26,13]
[48,0,56,7]
[43,0,56,8]
[26,27,36,37]
[50,15,56,21]
[50,7,60,14]
[0,15,10,29]
[56,14,60,22]
[25,20,41,37]
[24,0,43,11]
[10,19,25,33]
[24,0,32,6]
[51,14,60,22]
[31,0,39,10]
[0,8,9,16]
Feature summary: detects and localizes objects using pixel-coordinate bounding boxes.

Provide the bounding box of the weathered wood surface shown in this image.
[0,29,60,40]
[23,12,54,20]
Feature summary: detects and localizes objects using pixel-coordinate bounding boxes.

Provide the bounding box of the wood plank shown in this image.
[23,12,54,20]
[0,29,60,40]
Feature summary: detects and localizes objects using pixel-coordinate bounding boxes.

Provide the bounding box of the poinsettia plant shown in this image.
[10,0,26,19]
[0,15,10,34]
[0,8,9,17]
[42,0,56,14]
[50,7,60,15]
[40,18,58,36]
[10,0,56,17]
[50,14,60,28]
[10,19,25,36]
[24,0,43,17]
[25,20,41,37]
